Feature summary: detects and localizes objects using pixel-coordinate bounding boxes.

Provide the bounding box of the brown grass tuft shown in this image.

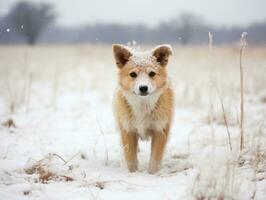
[1,118,16,128]
[24,154,74,183]
[25,163,74,183]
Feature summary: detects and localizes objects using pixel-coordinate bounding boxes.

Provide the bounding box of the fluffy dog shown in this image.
[112,44,174,174]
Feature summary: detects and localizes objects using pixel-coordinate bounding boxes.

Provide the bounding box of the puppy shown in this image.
[112,44,174,174]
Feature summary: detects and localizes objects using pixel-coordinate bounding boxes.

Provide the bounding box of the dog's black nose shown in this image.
[139,85,148,93]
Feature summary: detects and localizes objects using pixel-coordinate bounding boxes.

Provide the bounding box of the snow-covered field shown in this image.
[0,45,265,200]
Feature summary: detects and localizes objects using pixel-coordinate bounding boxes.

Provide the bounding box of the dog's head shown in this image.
[112,44,172,97]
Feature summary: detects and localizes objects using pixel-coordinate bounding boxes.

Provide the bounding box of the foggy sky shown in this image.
[1,0,266,27]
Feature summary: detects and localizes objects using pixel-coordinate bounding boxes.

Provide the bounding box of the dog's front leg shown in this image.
[121,130,138,172]
[148,128,169,174]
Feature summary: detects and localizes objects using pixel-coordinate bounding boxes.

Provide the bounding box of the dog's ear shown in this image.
[152,45,173,67]
[112,44,132,68]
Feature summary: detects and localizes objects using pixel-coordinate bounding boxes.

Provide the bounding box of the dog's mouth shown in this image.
[133,91,151,97]
[139,92,149,96]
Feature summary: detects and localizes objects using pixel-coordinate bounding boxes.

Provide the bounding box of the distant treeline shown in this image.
[0,2,266,45]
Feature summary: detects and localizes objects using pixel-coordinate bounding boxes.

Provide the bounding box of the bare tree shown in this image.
[7,1,55,45]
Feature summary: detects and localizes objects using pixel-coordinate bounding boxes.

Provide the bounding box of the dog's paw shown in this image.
[127,160,138,172]
[148,160,161,174]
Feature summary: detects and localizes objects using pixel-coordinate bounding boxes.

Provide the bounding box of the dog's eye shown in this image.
[129,72,137,78]
[149,71,156,78]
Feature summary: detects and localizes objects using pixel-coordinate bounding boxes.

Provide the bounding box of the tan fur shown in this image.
[112,44,174,174]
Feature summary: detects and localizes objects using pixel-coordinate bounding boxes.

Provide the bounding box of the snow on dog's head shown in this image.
[112,44,172,97]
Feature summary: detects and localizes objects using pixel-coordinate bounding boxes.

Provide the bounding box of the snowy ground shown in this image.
[0,45,266,199]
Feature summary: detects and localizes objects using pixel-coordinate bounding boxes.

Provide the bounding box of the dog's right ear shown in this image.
[112,44,132,68]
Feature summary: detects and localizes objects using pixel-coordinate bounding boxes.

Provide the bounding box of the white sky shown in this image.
[1,0,266,27]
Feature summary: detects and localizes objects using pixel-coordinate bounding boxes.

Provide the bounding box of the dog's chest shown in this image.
[131,101,154,138]
[125,94,160,139]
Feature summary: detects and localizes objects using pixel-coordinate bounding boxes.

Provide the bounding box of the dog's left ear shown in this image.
[152,45,173,67]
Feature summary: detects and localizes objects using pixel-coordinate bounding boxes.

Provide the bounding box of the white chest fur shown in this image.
[122,90,166,139]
